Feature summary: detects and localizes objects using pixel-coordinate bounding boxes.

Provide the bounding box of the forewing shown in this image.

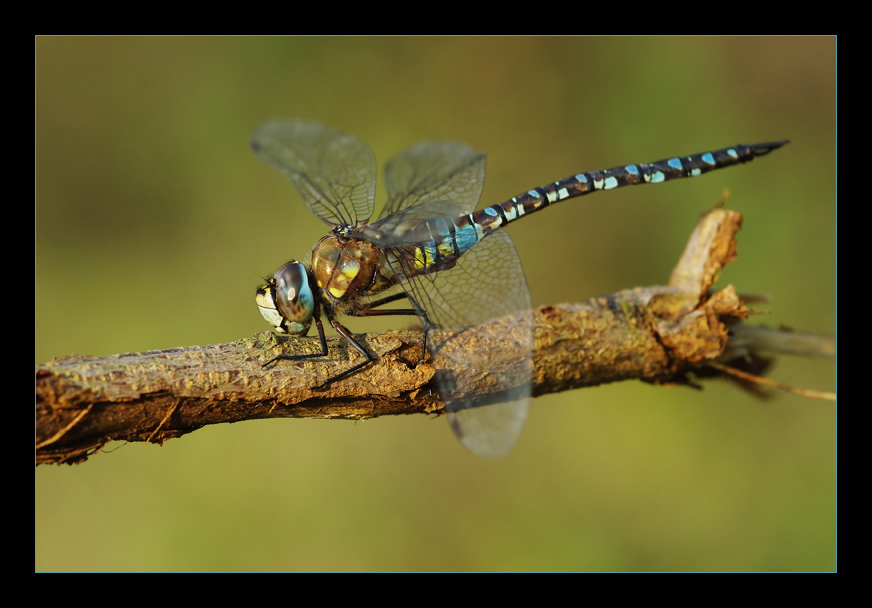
[380,142,485,219]
[387,229,533,458]
[251,120,376,227]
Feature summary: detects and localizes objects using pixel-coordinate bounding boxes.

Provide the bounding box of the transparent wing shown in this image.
[387,228,533,458]
[251,120,376,227]
[380,142,485,219]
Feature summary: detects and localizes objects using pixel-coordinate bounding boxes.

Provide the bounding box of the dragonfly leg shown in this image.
[317,319,377,387]
[262,315,329,368]
[263,292,433,386]
[404,293,431,363]
[352,292,432,364]
[264,315,377,388]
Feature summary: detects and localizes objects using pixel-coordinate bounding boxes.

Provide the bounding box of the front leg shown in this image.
[262,315,329,368]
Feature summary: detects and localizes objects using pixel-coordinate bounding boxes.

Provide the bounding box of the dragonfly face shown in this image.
[251,120,787,457]
[256,261,314,336]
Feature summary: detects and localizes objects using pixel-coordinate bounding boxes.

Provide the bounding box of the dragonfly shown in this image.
[252,120,787,457]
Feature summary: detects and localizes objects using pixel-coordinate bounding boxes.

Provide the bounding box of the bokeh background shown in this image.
[35,37,836,571]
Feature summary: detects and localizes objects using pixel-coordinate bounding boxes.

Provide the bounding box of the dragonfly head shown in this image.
[256,261,314,336]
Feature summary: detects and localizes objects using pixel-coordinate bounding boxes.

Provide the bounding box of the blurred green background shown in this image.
[35,37,836,571]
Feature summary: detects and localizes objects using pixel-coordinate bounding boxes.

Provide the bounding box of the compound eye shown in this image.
[274,261,315,325]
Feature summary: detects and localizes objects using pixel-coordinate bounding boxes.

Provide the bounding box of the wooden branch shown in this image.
[35,208,833,465]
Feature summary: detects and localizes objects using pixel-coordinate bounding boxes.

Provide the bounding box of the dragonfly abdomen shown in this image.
[399,141,789,277]
[471,140,790,240]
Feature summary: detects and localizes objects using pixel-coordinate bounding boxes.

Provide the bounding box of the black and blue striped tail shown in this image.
[471,140,790,235]
[401,140,789,272]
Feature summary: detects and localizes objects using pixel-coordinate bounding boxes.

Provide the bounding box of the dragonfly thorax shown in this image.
[309,232,398,308]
